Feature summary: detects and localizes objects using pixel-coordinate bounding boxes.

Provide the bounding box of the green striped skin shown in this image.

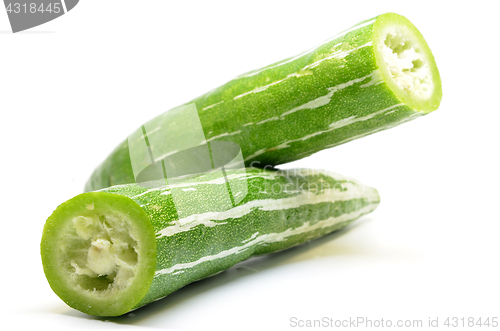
[43,168,380,316]
[85,13,441,192]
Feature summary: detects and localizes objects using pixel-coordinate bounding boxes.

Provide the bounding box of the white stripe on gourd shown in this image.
[156,183,378,238]
[155,201,378,276]
[244,103,406,161]
[281,70,383,118]
[236,19,376,79]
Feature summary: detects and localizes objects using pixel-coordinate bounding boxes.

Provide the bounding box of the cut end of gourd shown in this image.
[41,192,156,316]
[70,213,139,291]
[373,13,442,113]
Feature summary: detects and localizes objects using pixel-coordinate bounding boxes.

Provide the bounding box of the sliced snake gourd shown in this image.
[85,12,441,192]
[42,168,380,316]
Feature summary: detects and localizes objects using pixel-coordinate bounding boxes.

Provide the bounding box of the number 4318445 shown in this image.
[6,3,61,14]
[444,317,498,328]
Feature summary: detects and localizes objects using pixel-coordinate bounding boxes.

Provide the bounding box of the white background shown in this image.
[1,1,499,330]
